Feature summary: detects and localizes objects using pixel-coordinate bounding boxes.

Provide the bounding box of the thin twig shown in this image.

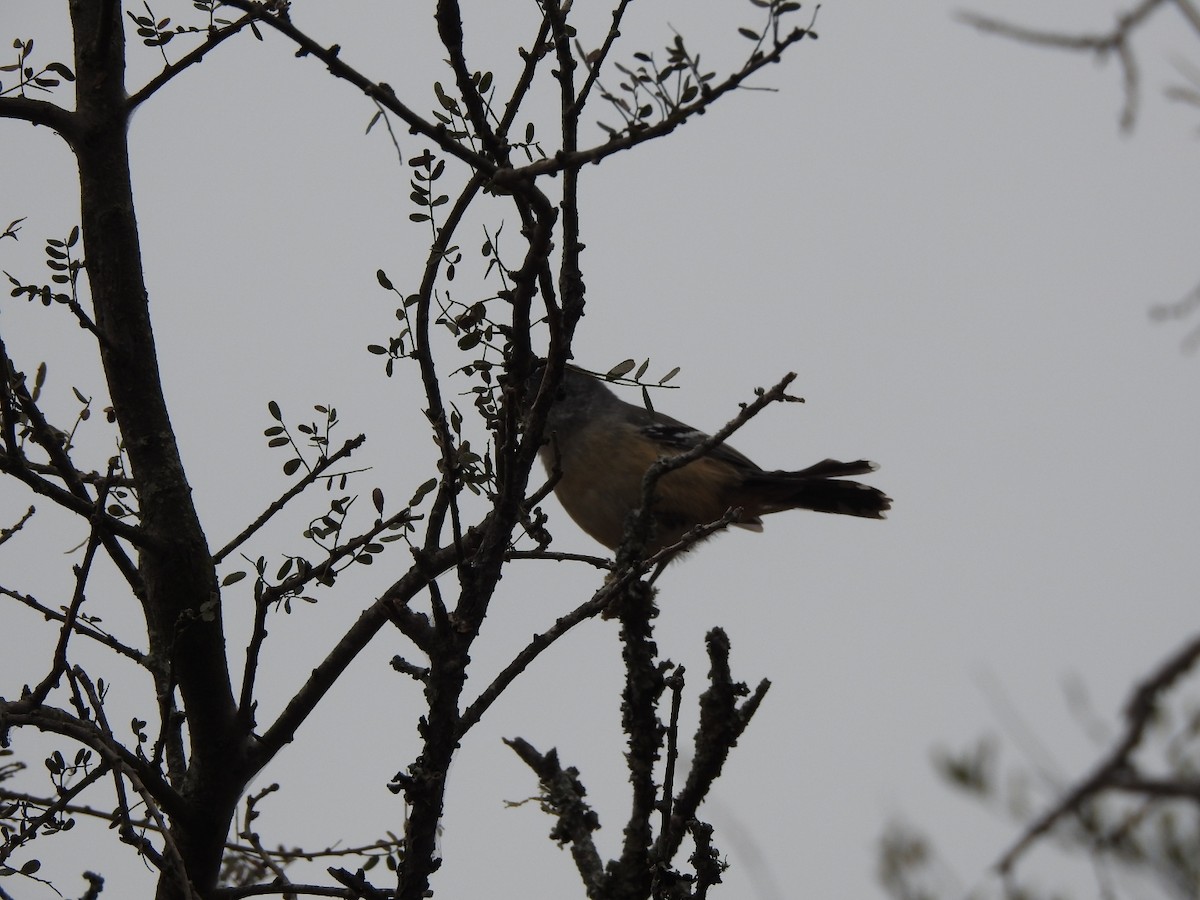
[127,13,259,108]
[25,507,105,706]
[0,584,146,664]
[0,505,34,547]
[213,434,366,564]
[617,373,800,569]
[217,0,494,176]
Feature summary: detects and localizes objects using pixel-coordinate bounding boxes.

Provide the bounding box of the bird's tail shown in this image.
[741,459,891,519]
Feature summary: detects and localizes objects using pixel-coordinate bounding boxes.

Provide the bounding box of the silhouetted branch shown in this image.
[0,505,33,547]
[213,434,367,564]
[658,628,770,862]
[503,737,605,895]
[0,584,146,664]
[618,372,800,569]
[0,94,76,139]
[217,0,494,175]
[127,13,259,108]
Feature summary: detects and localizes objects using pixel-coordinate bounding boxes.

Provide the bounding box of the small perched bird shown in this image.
[531,368,890,557]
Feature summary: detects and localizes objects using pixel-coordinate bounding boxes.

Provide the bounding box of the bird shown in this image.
[528,367,890,558]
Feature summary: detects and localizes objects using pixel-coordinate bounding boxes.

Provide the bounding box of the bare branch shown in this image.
[572,0,637,115]
[0,95,76,141]
[458,585,611,737]
[247,528,483,775]
[0,505,34,547]
[503,738,605,894]
[24,506,106,707]
[616,372,801,569]
[0,584,146,664]
[657,628,770,862]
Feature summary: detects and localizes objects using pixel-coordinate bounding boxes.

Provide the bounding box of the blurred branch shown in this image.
[959,0,1166,131]
[997,631,1200,874]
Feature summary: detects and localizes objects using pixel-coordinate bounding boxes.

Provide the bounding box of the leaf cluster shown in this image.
[0,38,74,99]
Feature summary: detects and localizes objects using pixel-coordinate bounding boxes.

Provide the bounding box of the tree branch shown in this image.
[503,738,605,896]
[0,505,34,547]
[246,530,482,776]
[0,584,146,664]
[213,434,367,564]
[24,504,106,707]
[127,13,259,109]
[617,372,801,569]
[0,95,76,141]
[0,701,186,824]
[216,0,495,175]
[959,0,1167,131]
[996,630,1200,874]
[492,25,815,188]
[237,505,418,727]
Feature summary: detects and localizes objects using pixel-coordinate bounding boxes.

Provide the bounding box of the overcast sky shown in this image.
[4,1,1200,898]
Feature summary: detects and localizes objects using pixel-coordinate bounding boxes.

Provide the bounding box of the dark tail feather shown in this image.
[742,459,891,519]
[786,458,880,479]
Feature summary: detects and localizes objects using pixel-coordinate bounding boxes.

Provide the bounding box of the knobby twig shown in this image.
[503,738,605,896]
[0,505,34,547]
[0,584,146,664]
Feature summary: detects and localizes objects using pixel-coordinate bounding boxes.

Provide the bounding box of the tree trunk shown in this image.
[69,2,244,896]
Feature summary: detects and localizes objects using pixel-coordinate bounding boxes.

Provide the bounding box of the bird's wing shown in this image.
[637,411,762,473]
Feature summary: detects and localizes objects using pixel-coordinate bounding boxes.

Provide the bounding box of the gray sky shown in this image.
[3,1,1200,898]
